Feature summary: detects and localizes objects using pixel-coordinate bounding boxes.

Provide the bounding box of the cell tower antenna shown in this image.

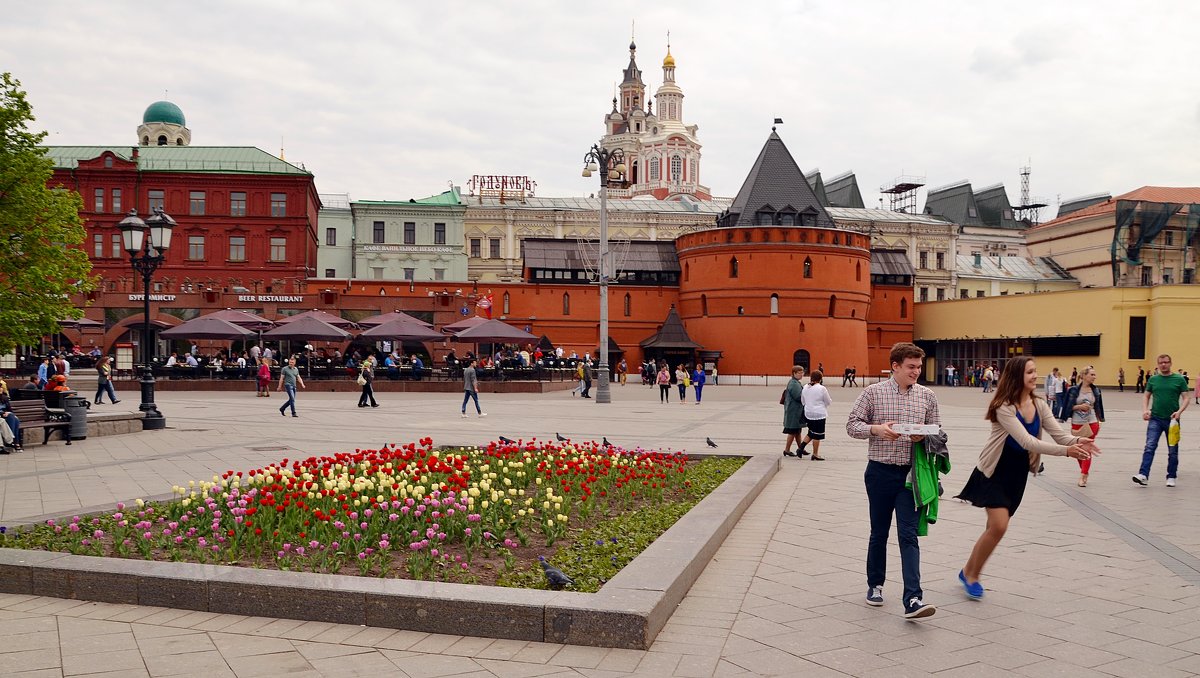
[1014,160,1048,226]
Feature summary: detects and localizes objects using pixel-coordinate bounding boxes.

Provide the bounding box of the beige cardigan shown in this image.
[975,398,1081,477]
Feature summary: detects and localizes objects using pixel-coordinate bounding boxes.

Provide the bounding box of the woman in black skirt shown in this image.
[955,356,1099,600]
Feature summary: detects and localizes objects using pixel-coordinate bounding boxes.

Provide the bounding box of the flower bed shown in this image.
[0,438,743,593]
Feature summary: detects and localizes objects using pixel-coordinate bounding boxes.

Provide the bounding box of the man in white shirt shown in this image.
[250,345,261,363]
[263,346,273,362]
[165,353,178,367]
[1046,368,1062,419]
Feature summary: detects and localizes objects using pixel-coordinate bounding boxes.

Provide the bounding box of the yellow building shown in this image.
[914,285,1200,387]
[1026,186,1200,288]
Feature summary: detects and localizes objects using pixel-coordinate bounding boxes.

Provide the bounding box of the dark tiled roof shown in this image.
[1056,193,1111,218]
[923,181,984,226]
[805,170,830,207]
[522,238,679,273]
[870,250,915,276]
[640,306,700,349]
[720,131,835,228]
[825,172,865,209]
[972,184,1024,230]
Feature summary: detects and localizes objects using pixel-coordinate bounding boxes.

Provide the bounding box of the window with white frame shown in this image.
[649,157,660,181]
[111,188,121,213]
[93,234,104,258]
[187,235,205,260]
[230,192,246,216]
[670,155,682,183]
[269,237,287,261]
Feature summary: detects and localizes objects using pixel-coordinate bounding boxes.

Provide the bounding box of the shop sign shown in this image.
[361,245,457,254]
[128,294,176,302]
[238,295,305,303]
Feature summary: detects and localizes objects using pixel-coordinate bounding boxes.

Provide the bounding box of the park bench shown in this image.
[9,398,71,446]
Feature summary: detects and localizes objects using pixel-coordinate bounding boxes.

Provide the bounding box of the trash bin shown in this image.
[63,394,90,441]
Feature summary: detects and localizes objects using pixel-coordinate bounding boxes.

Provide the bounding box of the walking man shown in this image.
[277,356,305,417]
[1133,354,1190,487]
[846,342,941,620]
[461,358,486,417]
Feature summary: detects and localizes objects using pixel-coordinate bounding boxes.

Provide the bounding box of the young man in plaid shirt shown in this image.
[846,342,941,620]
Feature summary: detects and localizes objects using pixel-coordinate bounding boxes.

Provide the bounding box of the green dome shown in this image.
[142,101,186,126]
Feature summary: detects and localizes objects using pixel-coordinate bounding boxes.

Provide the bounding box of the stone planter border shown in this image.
[0,452,777,649]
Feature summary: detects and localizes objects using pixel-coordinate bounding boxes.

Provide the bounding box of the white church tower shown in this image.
[600,37,709,201]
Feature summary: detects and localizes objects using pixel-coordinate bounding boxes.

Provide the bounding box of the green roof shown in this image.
[143,100,186,126]
[355,188,462,206]
[44,146,312,176]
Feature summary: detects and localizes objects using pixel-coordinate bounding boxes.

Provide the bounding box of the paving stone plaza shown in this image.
[1,381,1199,677]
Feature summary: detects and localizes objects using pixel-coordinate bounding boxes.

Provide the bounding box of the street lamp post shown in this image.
[117,208,175,430]
[581,144,626,405]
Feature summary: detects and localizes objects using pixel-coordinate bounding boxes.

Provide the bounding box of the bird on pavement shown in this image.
[539,557,574,589]
[706,437,718,448]
[602,436,612,447]
[498,436,515,444]
[556,432,568,442]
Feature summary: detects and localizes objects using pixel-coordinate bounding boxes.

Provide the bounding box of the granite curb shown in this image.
[0,452,777,649]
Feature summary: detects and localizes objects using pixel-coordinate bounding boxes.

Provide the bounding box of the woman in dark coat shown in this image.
[782,365,808,458]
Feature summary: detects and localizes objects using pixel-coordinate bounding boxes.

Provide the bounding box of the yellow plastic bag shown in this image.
[1168,420,1181,446]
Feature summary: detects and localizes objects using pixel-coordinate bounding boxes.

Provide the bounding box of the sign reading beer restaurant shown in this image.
[238,295,305,303]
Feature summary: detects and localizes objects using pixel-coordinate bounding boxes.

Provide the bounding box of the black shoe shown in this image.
[291,413,298,417]
[0,447,10,455]
[112,400,121,404]
[371,404,379,408]
[783,450,795,457]
[280,409,286,416]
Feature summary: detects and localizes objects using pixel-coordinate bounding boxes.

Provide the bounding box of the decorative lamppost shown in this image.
[581,144,626,404]
[117,208,175,430]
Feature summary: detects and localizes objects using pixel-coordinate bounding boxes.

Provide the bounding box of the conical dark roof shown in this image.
[640,306,700,349]
[720,131,834,228]
[622,41,643,85]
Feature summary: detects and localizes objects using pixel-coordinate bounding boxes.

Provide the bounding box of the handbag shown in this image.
[356,373,367,386]
[780,389,787,405]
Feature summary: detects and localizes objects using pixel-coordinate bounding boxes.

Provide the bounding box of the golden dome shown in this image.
[663,50,675,68]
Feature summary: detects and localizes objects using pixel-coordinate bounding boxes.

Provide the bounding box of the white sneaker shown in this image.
[1167,478,1177,487]
[1132,474,1148,486]
[461,412,468,418]
[479,412,488,417]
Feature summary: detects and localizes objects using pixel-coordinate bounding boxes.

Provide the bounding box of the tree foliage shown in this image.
[0,72,94,353]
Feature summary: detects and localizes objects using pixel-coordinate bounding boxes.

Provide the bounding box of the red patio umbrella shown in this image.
[276,309,357,329]
[358,310,433,328]
[361,319,446,342]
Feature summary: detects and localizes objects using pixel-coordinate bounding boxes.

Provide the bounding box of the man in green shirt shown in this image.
[1133,353,1190,487]
[277,357,305,418]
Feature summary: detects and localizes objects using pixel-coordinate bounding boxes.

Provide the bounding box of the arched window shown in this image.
[157,135,168,146]
[670,155,682,183]
[730,257,739,278]
[701,294,708,317]
[900,297,908,318]
[833,233,840,245]
[176,138,184,146]
[631,160,639,184]
[856,261,861,282]
[803,257,813,278]
[623,293,631,317]
[142,136,149,145]
[755,211,774,225]
[562,293,570,315]
[502,292,510,315]
[770,293,779,315]
[737,306,745,315]
[828,295,837,317]
[778,213,795,226]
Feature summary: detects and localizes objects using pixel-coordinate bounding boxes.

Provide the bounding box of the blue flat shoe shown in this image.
[958,570,984,600]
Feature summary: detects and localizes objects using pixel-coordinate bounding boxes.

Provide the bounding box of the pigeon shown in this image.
[602,436,612,447]
[706,437,718,448]
[498,436,515,444]
[539,557,574,589]
[556,432,568,442]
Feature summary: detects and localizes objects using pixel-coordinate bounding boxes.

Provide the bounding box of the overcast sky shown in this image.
[5,1,1199,215]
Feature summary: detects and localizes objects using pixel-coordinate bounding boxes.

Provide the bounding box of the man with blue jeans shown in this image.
[1133,353,1189,487]
[277,357,305,417]
[847,342,941,620]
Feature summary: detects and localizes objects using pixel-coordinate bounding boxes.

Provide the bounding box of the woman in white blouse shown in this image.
[798,371,833,460]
